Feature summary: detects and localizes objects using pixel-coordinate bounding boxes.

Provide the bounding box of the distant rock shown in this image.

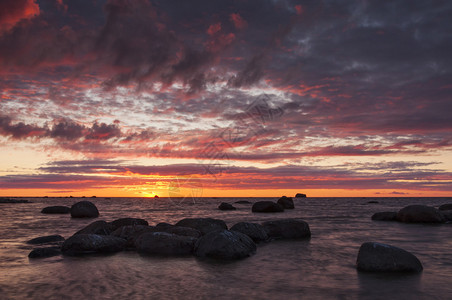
[367,201,379,204]
[371,212,398,221]
[70,201,99,218]
[295,193,306,198]
[135,232,196,255]
[27,235,65,245]
[438,204,452,211]
[262,219,311,239]
[41,206,71,214]
[61,234,127,255]
[230,222,268,242]
[235,200,252,204]
[175,218,227,235]
[74,220,114,235]
[194,230,256,260]
[218,202,236,211]
[252,201,284,213]
[277,196,294,209]
[0,198,30,203]
[28,247,61,259]
[110,218,149,231]
[397,205,443,223]
[356,242,423,273]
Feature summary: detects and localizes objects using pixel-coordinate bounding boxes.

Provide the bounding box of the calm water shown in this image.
[1,197,452,299]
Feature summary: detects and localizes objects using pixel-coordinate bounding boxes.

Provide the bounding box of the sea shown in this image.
[1,197,452,300]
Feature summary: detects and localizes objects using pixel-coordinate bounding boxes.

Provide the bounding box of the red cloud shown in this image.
[0,0,40,34]
[207,22,221,35]
[230,13,247,29]
[294,5,303,15]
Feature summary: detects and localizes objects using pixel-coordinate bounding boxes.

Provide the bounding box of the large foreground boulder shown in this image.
[262,219,311,239]
[252,201,284,213]
[135,232,196,255]
[356,242,423,273]
[175,218,227,235]
[154,223,202,238]
[230,222,268,242]
[61,234,126,255]
[371,212,398,221]
[396,205,443,223]
[194,230,256,260]
[74,220,114,235]
[277,196,294,209]
[27,235,65,245]
[110,218,149,231]
[41,206,71,214]
[70,201,99,218]
[439,204,452,211]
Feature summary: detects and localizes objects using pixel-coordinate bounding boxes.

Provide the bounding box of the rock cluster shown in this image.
[372,204,450,223]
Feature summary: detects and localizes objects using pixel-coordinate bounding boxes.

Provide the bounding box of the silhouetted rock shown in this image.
[439,204,452,211]
[41,206,71,214]
[70,201,99,218]
[74,220,114,235]
[218,202,236,210]
[295,193,306,198]
[194,230,256,260]
[440,210,452,222]
[0,198,30,203]
[396,205,443,223]
[235,200,252,204]
[61,234,126,255]
[110,218,148,230]
[252,201,284,213]
[27,235,65,245]
[367,201,379,204]
[371,212,398,221]
[262,219,311,239]
[230,222,268,242]
[175,218,227,235]
[277,196,294,209]
[154,223,202,238]
[356,242,423,273]
[28,247,61,258]
[135,232,196,255]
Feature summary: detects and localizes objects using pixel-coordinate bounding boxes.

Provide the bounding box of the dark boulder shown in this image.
[235,200,252,204]
[367,201,379,204]
[110,225,153,248]
[194,230,256,260]
[41,206,71,214]
[27,235,65,245]
[110,218,149,231]
[70,201,99,218]
[252,201,284,213]
[295,193,306,198]
[154,223,202,238]
[440,210,452,222]
[396,205,443,223]
[175,218,227,235]
[74,220,114,235]
[218,202,236,211]
[61,234,127,255]
[356,242,423,273]
[277,196,294,209]
[262,219,311,239]
[230,222,268,242]
[371,212,398,221]
[28,247,61,259]
[135,232,196,255]
[0,198,30,203]
[439,204,452,211]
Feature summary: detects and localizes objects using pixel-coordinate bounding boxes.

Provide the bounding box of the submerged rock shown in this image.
[277,196,295,209]
[218,202,236,211]
[356,242,423,273]
[252,201,284,213]
[194,230,256,260]
[27,235,65,245]
[70,201,99,218]
[230,222,268,242]
[175,218,227,235]
[61,234,126,255]
[262,219,311,239]
[396,205,443,223]
[28,247,62,259]
[371,212,398,221]
[41,206,71,214]
[135,232,196,255]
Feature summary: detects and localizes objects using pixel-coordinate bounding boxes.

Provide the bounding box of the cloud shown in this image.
[0,0,40,34]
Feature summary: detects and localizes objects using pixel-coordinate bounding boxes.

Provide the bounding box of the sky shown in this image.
[0,0,451,198]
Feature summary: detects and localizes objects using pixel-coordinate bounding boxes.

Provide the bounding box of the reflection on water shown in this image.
[1,197,452,299]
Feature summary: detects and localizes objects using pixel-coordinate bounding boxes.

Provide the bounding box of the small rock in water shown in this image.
[371,212,398,221]
[295,193,306,198]
[396,205,443,223]
[70,201,99,218]
[27,235,65,245]
[218,202,236,210]
[28,247,62,259]
[252,201,284,213]
[277,196,295,209]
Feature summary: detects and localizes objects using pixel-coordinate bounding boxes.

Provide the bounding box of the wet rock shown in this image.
[175,218,227,235]
[110,218,148,231]
[61,234,127,255]
[295,193,306,198]
[262,219,311,239]
[135,232,196,255]
[356,242,423,273]
[277,196,294,209]
[439,204,452,211]
[110,225,153,248]
[230,222,268,242]
[74,220,114,235]
[41,206,71,214]
[218,202,236,211]
[27,235,65,245]
[70,201,99,218]
[28,247,61,259]
[194,230,256,260]
[396,205,443,223]
[371,212,398,221]
[154,223,202,238]
[252,201,284,213]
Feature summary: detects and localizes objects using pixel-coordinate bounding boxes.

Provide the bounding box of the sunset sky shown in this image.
[1,0,451,198]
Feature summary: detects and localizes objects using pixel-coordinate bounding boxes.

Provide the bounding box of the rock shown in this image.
[135,232,196,255]
[61,234,127,255]
[252,201,284,213]
[74,220,114,235]
[367,201,379,204]
[440,210,452,222]
[371,212,398,221]
[356,242,423,273]
[110,218,149,230]
[277,196,294,209]
[218,202,236,211]
[439,204,452,211]
[175,218,227,235]
[70,201,99,218]
[110,225,153,248]
[154,223,202,238]
[262,219,311,239]
[41,206,71,214]
[28,247,61,259]
[27,235,65,245]
[194,230,256,260]
[295,193,306,198]
[0,198,30,203]
[230,222,268,242]
[396,205,443,223]
[235,200,252,204]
